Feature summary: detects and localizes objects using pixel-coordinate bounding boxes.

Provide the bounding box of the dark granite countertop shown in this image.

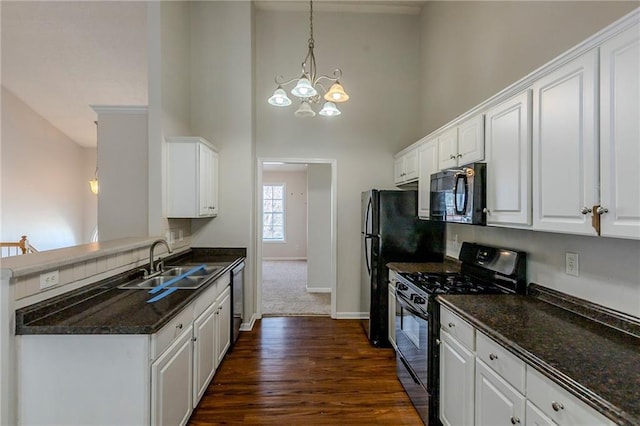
[16,248,245,335]
[387,257,461,274]
[438,285,640,426]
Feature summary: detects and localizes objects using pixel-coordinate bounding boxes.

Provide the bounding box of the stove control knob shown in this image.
[398,283,408,291]
[414,296,426,304]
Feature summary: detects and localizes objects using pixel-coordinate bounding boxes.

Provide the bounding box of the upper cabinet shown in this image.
[418,137,438,219]
[532,50,599,235]
[599,24,640,240]
[437,114,485,170]
[166,137,219,218]
[394,147,419,185]
[484,90,532,227]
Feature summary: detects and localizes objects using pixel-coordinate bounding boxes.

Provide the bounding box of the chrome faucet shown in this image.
[145,239,173,278]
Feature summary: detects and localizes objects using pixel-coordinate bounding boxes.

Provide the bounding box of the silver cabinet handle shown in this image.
[551,401,564,412]
[489,353,498,361]
[510,416,520,424]
[448,322,455,328]
[192,337,197,342]
[581,207,592,215]
[482,208,490,214]
[176,323,183,330]
[596,206,609,215]
[456,153,463,158]
[449,154,456,160]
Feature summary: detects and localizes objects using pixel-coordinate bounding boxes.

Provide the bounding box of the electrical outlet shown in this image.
[565,252,579,277]
[40,270,60,289]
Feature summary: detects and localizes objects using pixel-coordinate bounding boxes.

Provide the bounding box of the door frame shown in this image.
[256,158,337,319]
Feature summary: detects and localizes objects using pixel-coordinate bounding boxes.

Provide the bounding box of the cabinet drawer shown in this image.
[440,306,475,350]
[527,367,612,426]
[476,332,526,393]
[151,304,194,359]
[193,279,219,318]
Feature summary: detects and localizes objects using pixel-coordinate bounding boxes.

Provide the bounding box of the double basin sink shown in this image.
[118,264,222,290]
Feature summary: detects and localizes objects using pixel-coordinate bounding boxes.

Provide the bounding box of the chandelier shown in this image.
[267,0,350,117]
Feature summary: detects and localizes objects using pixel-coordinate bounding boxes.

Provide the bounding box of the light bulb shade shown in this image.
[319,101,341,117]
[324,82,349,103]
[89,178,99,195]
[268,87,292,106]
[291,77,317,98]
[294,100,316,118]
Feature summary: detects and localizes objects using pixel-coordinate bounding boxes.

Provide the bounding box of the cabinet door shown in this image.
[216,286,232,367]
[198,144,217,217]
[458,114,485,165]
[404,149,419,181]
[438,127,459,170]
[418,138,438,219]
[525,401,555,426]
[532,50,599,235]
[440,330,475,426]
[485,91,532,226]
[475,359,525,426]
[600,24,640,239]
[387,284,396,349]
[193,304,216,407]
[394,157,405,184]
[151,325,194,426]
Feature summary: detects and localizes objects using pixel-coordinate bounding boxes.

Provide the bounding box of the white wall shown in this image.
[307,164,332,292]
[188,1,256,318]
[419,1,638,135]
[256,8,421,316]
[417,3,640,317]
[262,170,307,260]
[95,107,148,242]
[1,87,97,251]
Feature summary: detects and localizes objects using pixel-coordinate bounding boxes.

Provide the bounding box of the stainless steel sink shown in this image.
[118,275,205,290]
[162,266,222,277]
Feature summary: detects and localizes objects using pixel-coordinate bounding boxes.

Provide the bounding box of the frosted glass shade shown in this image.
[89,178,99,195]
[324,82,349,102]
[294,101,316,118]
[268,87,292,106]
[319,101,341,117]
[291,78,317,98]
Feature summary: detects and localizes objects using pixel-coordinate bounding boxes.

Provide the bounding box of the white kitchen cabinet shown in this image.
[394,147,419,185]
[438,115,485,170]
[484,90,533,227]
[532,50,599,235]
[166,136,219,218]
[215,285,232,367]
[599,24,640,240]
[151,324,194,426]
[475,358,526,426]
[440,327,475,426]
[388,271,397,350]
[418,137,438,219]
[525,400,555,426]
[193,303,217,406]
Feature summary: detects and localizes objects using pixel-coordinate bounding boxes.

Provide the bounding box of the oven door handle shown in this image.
[397,291,428,319]
[453,172,468,215]
[398,354,422,385]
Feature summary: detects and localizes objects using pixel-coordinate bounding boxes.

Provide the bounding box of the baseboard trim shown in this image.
[262,257,307,261]
[335,312,368,320]
[240,314,258,331]
[306,287,331,293]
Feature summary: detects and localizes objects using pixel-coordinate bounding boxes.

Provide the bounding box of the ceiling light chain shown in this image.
[267,0,350,118]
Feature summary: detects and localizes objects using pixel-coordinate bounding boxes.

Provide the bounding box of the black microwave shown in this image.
[430,162,486,225]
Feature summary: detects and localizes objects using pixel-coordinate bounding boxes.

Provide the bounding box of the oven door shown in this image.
[395,291,429,387]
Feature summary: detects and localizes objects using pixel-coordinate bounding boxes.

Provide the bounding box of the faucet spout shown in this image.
[148,239,172,278]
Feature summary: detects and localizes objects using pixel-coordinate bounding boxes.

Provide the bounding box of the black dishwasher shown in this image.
[230,261,244,348]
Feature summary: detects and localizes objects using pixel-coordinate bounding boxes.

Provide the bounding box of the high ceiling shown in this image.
[1,1,424,148]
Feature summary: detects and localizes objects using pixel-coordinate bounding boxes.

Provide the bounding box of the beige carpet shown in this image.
[261,260,331,316]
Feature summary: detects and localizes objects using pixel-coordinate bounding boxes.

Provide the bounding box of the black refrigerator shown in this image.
[361,190,445,347]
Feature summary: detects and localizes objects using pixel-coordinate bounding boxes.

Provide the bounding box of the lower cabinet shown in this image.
[18,275,233,426]
[439,305,614,426]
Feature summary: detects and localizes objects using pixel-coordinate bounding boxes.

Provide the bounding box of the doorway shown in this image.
[256,158,337,318]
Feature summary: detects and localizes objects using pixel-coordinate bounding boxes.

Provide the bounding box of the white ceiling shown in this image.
[1,1,423,148]
[1,1,148,148]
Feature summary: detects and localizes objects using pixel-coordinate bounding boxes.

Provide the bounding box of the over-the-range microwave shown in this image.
[430,162,486,225]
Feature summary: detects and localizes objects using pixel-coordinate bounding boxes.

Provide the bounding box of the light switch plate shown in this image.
[565,252,579,277]
[40,270,60,289]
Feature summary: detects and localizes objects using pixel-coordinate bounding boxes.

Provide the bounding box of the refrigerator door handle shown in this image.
[363,234,377,275]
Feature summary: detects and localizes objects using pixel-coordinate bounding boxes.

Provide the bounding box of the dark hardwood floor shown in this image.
[188,317,422,425]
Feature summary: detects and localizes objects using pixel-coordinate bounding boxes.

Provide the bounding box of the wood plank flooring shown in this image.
[188,317,422,425]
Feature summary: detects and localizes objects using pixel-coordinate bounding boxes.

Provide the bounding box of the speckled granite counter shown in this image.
[15,248,245,335]
[438,284,640,426]
[387,257,461,274]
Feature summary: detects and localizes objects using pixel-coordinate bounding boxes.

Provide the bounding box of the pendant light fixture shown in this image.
[267,0,350,117]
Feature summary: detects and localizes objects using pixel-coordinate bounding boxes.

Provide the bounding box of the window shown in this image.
[263,184,285,241]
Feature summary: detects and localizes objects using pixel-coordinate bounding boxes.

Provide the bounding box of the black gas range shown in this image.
[394,242,527,425]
